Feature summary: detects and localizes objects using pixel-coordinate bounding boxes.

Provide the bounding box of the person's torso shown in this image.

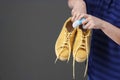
[84,0,120,80]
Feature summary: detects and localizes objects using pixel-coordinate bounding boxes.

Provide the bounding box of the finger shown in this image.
[78,13,89,20]
[78,14,84,20]
[74,13,81,21]
[82,17,90,25]
[71,14,76,22]
[71,9,75,16]
[83,21,91,29]
[88,23,95,29]
[71,9,76,22]
[71,11,80,22]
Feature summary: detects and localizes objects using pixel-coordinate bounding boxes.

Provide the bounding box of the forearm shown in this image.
[68,0,85,9]
[101,21,120,45]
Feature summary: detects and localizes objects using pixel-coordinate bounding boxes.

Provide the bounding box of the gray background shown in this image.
[0,0,86,80]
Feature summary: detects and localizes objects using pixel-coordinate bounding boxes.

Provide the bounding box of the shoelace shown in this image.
[73,31,89,79]
[83,31,89,77]
[55,30,72,63]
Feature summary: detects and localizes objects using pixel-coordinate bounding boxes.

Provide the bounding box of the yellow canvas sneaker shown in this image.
[72,26,91,78]
[55,17,76,62]
[73,26,91,62]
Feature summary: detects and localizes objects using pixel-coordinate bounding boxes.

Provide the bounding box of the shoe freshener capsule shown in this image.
[72,18,85,28]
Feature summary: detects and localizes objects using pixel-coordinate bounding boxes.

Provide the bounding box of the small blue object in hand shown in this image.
[72,18,86,28]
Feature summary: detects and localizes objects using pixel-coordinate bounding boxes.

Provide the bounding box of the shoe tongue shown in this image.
[83,30,91,37]
[78,26,91,36]
[65,20,74,32]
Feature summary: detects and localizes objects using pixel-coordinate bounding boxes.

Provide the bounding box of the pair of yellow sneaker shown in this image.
[55,17,91,63]
[55,17,91,78]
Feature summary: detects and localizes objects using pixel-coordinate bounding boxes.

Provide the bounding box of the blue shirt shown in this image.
[84,0,120,80]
